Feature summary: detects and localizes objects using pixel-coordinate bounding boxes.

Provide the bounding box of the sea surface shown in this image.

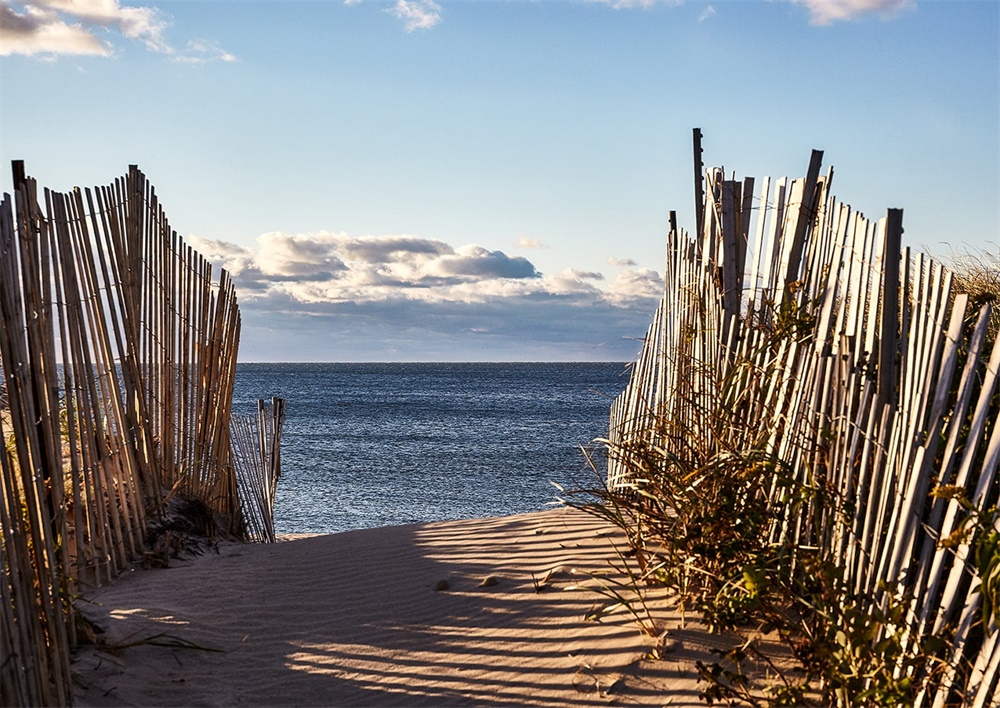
[232,362,630,534]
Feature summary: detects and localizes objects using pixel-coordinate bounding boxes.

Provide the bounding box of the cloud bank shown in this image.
[0,0,235,61]
[189,231,663,361]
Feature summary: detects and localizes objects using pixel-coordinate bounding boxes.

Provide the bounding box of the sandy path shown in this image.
[72,507,726,707]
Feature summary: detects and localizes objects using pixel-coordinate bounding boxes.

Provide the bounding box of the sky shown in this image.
[1,0,997,362]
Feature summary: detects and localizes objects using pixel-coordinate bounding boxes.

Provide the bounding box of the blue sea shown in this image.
[232,363,629,534]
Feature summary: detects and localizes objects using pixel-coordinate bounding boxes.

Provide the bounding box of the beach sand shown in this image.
[71,507,736,706]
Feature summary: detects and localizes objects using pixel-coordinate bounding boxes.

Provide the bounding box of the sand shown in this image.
[71,507,733,707]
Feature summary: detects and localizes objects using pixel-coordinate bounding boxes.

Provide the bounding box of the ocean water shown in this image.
[232,362,629,534]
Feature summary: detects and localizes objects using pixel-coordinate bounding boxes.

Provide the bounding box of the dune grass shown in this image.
[565,245,1000,706]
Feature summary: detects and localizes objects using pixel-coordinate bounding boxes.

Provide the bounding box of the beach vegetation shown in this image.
[563,244,1000,705]
[946,248,1000,343]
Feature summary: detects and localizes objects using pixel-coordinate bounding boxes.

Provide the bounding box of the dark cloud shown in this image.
[565,269,605,281]
[435,247,540,280]
[339,236,454,264]
[193,231,555,297]
[190,230,663,361]
[0,3,41,35]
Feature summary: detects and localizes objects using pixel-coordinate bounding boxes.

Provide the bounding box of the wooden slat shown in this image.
[604,148,997,704]
[2,162,284,703]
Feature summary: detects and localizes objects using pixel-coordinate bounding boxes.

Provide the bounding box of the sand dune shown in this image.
[72,507,728,706]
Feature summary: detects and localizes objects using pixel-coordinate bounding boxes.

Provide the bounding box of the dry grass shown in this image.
[947,247,1000,340]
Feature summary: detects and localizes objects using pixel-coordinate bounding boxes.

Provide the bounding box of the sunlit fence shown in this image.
[608,137,998,705]
[0,163,284,706]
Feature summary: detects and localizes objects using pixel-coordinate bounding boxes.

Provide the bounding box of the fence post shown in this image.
[877,208,903,410]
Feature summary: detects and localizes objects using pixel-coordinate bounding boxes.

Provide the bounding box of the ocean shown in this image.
[232,362,630,534]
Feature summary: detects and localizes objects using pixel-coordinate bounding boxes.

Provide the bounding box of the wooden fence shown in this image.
[0,164,284,706]
[232,397,287,543]
[608,135,998,706]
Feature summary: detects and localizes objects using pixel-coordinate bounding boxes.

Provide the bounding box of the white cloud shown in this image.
[188,234,255,272]
[698,5,716,22]
[0,1,112,55]
[42,0,169,51]
[256,232,348,280]
[516,235,545,249]
[0,0,235,61]
[172,39,237,65]
[608,256,638,267]
[531,269,604,297]
[191,230,665,360]
[604,267,664,306]
[792,0,913,24]
[190,230,662,314]
[386,0,442,32]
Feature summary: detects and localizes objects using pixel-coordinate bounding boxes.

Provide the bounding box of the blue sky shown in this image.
[1,0,997,361]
